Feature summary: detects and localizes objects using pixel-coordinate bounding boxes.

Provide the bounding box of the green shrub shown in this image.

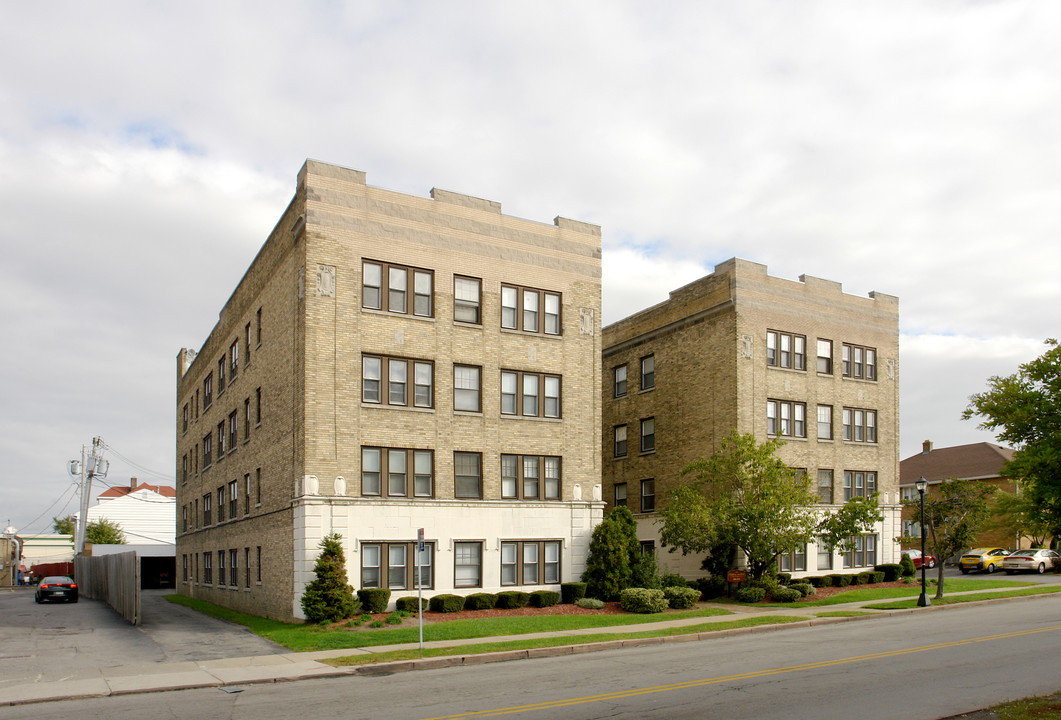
[869,570,886,584]
[385,613,404,625]
[395,596,426,613]
[875,564,903,582]
[735,586,766,603]
[357,588,392,613]
[776,572,792,585]
[771,586,802,603]
[576,597,605,609]
[581,506,639,600]
[659,573,688,588]
[619,588,668,613]
[463,593,498,610]
[663,586,701,609]
[807,575,833,588]
[495,591,531,609]
[359,613,373,623]
[429,594,466,613]
[748,575,779,594]
[695,576,729,599]
[370,620,385,628]
[300,533,361,623]
[530,590,561,608]
[829,574,852,587]
[856,572,874,585]
[561,582,587,604]
[790,582,815,597]
[900,553,916,578]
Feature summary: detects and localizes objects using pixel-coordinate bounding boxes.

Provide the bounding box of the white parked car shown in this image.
[1002,549,1060,575]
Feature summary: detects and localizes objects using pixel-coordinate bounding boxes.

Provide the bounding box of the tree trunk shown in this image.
[934,560,946,599]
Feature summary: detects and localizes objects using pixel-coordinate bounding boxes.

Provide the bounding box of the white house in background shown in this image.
[79,479,177,547]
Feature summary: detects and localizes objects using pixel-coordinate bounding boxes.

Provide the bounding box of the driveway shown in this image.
[0,587,286,687]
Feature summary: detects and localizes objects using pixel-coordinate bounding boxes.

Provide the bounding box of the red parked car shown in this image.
[903,549,937,569]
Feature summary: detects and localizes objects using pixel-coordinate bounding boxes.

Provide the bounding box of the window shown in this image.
[817,469,834,504]
[500,370,561,418]
[217,550,226,586]
[229,340,239,382]
[501,455,561,500]
[203,493,211,525]
[255,307,262,347]
[203,373,213,409]
[361,541,434,590]
[454,541,482,588]
[454,276,481,324]
[217,486,226,522]
[243,473,251,515]
[244,323,251,367]
[362,261,433,317]
[363,355,434,408]
[217,356,226,395]
[614,425,628,458]
[844,534,878,568]
[640,418,655,453]
[842,408,878,443]
[500,540,561,585]
[501,284,562,335]
[182,403,188,433]
[453,365,481,412]
[640,355,655,390]
[361,448,433,498]
[216,421,226,457]
[613,365,627,397]
[229,549,238,587]
[842,343,877,380]
[228,410,237,452]
[182,505,188,532]
[202,433,212,468]
[182,554,188,582]
[256,546,262,583]
[244,547,250,588]
[767,330,806,370]
[843,471,877,501]
[614,482,627,507]
[203,552,212,584]
[817,405,833,440]
[817,536,834,570]
[454,452,482,498]
[816,339,833,374]
[255,467,261,506]
[243,398,250,441]
[641,479,655,513]
[182,454,188,484]
[767,400,806,438]
[228,480,238,519]
[777,545,807,572]
[255,387,262,426]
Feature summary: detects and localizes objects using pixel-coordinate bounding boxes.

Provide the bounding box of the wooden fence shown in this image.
[74,551,141,625]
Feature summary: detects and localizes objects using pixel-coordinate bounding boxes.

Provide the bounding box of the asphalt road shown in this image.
[4,586,1061,720]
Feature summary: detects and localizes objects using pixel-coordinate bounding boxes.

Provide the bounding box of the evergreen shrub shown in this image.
[561,582,587,604]
[619,587,667,613]
[771,586,802,603]
[495,591,531,609]
[429,594,466,613]
[300,533,361,623]
[576,597,605,609]
[530,590,561,608]
[875,564,903,582]
[395,596,426,613]
[663,586,702,609]
[463,593,498,610]
[357,588,392,613]
[736,586,766,603]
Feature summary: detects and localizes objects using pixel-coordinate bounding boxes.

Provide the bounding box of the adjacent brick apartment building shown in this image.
[176,160,604,621]
[602,259,903,578]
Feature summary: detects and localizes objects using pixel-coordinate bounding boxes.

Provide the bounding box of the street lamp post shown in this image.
[916,477,931,608]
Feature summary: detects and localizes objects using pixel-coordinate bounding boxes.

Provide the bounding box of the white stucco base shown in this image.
[291,495,606,618]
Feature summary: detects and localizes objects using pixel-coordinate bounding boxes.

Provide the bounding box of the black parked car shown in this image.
[35,576,78,603]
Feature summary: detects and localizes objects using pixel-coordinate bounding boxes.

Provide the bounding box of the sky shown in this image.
[2,1,1057,533]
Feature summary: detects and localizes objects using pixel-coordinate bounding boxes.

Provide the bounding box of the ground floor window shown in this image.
[454,541,482,588]
[843,534,878,568]
[500,540,561,586]
[361,541,433,590]
[203,552,212,584]
[817,536,833,571]
[777,545,807,572]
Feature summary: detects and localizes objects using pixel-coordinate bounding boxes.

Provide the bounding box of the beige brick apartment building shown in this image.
[602,259,902,578]
[176,160,604,621]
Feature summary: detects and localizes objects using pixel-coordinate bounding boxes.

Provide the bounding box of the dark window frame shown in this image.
[363,354,435,408]
[501,454,562,500]
[640,479,655,513]
[454,451,483,499]
[842,343,877,381]
[640,355,655,390]
[453,364,482,413]
[500,370,562,418]
[767,330,807,371]
[500,540,562,586]
[614,424,628,458]
[767,399,807,438]
[453,276,482,325]
[360,541,434,590]
[361,447,435,498]
[362,260,434,317]
[500,284,562,335]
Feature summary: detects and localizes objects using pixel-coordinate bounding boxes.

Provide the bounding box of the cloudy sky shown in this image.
[2,1,1057,532]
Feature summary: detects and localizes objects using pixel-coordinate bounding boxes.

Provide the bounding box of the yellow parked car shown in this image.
[959,547,1010,574]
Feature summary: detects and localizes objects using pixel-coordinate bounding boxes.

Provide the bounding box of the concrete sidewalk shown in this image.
[0,585,1049,707]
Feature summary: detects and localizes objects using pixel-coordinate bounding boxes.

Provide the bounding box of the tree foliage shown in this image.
[817,495,884,554]
[963,338,1061,545]
[902,479,997,598]
[52,515,76,535]
[581,506,641,600]
[984,491,1053,548]
[658,431,819,579]
[86,518,126,544]
[300,533,360,623]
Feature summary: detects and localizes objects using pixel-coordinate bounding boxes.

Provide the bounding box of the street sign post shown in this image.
[416,528,425,650]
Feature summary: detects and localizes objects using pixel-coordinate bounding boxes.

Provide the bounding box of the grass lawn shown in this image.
[865,584,1061,610]
[813,611,876,618]
[755,578,1035,608]
[988,690,1061,720]
[164,595,733,652]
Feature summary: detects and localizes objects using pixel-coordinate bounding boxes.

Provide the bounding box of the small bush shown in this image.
[694,576,728,599]
[790,582,814,597]
[856,572,874,586]
[829,574,852,587]
[357,588,392,613]
[530,590,561,608]
[395,596,426,613]
[463,593,498,610]
[385,613,404,625]
[776,572,792,586]
[495,591,531,609]
[875,564,903,582]
[619,587,668,613]
[808,576,833,588]
[663,586,702,609]
[429,594,466,613]
[359,613,373,622]
[576,597,605,609]
[659,573,688,588]
[736,586,766,603]
[771,586,802,603]
[561,582,587,604]
[900,553,917,578]
[370,620,385,628]
[868,570,885,584]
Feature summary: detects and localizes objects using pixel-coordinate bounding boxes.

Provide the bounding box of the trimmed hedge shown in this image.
[357,588,392,613]
[736,586,766,603]
[808,575,833,588]
[659,573,689,588]
[429,594,466,613]
[530,590,561,608]
[495,591,531,609]
[875,564,903,582]
[856,572,874,585]
[868,570,886,584]
[663,586,702,609]
[463,593,498,610]
[776,572,792,585]
[790,582,815,597]
[395,596,426,613]
[619,587,668,613]
[828,574,852,587]
[771,586,802,603]
[576,597,605,609]
[694,576,728,599]
[561,582,587,604]
[900,553,916,578]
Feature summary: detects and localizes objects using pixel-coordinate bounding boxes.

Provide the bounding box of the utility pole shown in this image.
[69,436,109,555]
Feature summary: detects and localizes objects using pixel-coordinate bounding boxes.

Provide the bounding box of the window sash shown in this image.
[454,542,482,588]
[640,418,655,452]
[614,365,627,397]
[817,339,833,374]
[454,452,482,498]
[614,425,628,457]
[454,365,481,412]
[614,483,627,506]
[641,479,655,513]
[501,285,561,334]
[817,469,834,503]
[767,331,806,369]
[363,262,433,316]
[454,277,481,324]
[817,405,832,439]
[640,356,655,390]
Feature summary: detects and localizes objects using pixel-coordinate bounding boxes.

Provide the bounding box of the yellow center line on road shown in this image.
[420,624,1061,719]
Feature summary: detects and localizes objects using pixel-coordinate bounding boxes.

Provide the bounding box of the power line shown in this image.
[102,443,174,483]
[19,484,79,534]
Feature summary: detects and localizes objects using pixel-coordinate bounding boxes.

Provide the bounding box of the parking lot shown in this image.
[0,587,286,687]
